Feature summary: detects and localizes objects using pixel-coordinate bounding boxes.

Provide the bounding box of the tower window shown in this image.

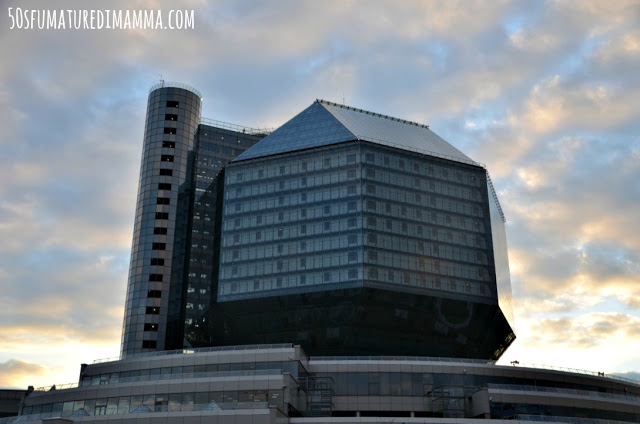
[142,340,157,349]
[152,243,166,250]
[166,100,179,108]
[144,323,158,331]
[147,290,162,298]
[162,141,175,148]
[146,307,160,314]
[154,227,168,235]
[155,212,169,220]
[161,155,174,162]
[149,274,163,282]
[157,197,170,205]
[159,169,173,176]
[150,258,165,266]
[158,183,172,190]
[165,114,178,121]
[163,128,176,135]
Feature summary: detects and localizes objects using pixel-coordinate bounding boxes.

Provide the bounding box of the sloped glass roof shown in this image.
[233,102,355,161]
[233,100,478,166]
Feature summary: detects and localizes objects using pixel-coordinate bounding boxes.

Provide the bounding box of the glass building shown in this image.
[122,87,514,359]
[214,100,515,359]
[121,83,267,357]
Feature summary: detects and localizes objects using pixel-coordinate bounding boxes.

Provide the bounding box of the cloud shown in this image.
[0,360,49,389]
[523,313,640,350]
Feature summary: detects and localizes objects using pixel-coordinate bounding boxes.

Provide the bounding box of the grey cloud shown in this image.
[527,313,640,350]
[0,360,48,389]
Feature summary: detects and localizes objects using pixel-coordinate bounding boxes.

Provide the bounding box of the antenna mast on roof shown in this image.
[159,74,164,87]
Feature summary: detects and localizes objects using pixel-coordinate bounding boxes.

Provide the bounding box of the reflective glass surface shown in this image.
[219,143,364,301]
[216,141,515,358]
[233,101,355,162]
[122,86,201,357]
[180,126,263,348]
[234,100,477,167]
[487,178,515,331]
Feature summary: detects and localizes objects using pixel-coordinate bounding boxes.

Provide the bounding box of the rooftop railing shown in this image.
[502,362,640,386]
[34,369,286,392]
[488,383,640,402]
[199,117,274,136]
[310,356,496,365]
[148,81,203,99]
[92,343,295,364]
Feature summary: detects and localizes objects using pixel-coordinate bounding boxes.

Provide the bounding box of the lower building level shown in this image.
[3,344,640,423]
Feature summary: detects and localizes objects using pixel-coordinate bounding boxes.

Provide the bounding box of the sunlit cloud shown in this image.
[0,360,49,389]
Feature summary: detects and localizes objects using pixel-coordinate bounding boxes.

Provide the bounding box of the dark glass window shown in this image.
[166,101,179,108]
[157,197,170,205]
[149,274,163,282]
[165,114,178,121]
[155,212,169,220]
[163,127,176,135]
[158,183,172,190]
[159,169,173,176]
[147,290,162,298]
[152,243,166,250]
[162,141,175,148]
[150,258,165,266]
[161,155,174,162]
[142,340,157,348]
[154,227,168,235]
[144,323,158,331]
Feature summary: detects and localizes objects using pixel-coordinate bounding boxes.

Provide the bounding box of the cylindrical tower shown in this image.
[121,83,202,357]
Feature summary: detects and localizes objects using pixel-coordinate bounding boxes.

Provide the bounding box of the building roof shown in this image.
[232,100,478,165]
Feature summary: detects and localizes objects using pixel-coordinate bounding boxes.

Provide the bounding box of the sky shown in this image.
[0,0,639,389]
